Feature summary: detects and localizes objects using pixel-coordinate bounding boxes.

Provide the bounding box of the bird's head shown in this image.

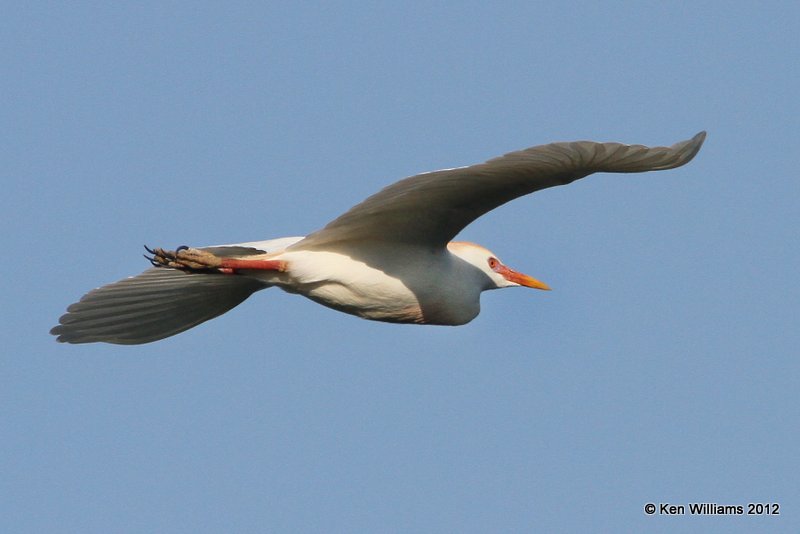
[447,242,551,291]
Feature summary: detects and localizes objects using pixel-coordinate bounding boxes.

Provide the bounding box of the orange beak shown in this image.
[496,265,551,290]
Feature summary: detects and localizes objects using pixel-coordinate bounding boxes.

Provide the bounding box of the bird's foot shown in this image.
[144,246,288,274]
[144,246,227,273]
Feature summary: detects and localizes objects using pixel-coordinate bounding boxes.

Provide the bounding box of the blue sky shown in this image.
[2,2,798,532]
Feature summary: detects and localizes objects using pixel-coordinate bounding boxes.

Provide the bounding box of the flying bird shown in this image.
[51,132,706,344]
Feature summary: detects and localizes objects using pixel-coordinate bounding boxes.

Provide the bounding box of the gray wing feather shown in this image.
[295,132,706,249]
[50,268,267,345]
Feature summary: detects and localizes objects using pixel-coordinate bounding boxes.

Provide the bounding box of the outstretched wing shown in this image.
[295,132,706,250]
[51,246,271,345]
[50,268,267,344]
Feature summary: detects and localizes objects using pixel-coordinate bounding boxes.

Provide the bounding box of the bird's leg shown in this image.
[144,246,287,275]
[145,246,223,272]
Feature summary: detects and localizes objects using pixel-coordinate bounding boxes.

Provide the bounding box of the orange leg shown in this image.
[217,258,287,274]
[145,246,286,274]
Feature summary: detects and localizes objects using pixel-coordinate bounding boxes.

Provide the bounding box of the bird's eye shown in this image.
[488,257,499,270]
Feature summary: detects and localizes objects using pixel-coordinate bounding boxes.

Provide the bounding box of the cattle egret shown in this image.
[51,132,706,344]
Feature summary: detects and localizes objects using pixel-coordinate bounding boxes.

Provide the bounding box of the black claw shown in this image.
[143,254,160,268]
[176,245,189,253]
[144,245,156,255]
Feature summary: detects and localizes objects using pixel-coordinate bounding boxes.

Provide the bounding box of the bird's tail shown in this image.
[50,267,268,345]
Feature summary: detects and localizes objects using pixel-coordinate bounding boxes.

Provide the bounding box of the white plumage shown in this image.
[52,132,706,344]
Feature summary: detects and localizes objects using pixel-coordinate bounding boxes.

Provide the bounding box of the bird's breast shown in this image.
[275,249,481,325]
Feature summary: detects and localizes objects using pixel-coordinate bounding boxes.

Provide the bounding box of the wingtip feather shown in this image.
[677,130,707,164]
